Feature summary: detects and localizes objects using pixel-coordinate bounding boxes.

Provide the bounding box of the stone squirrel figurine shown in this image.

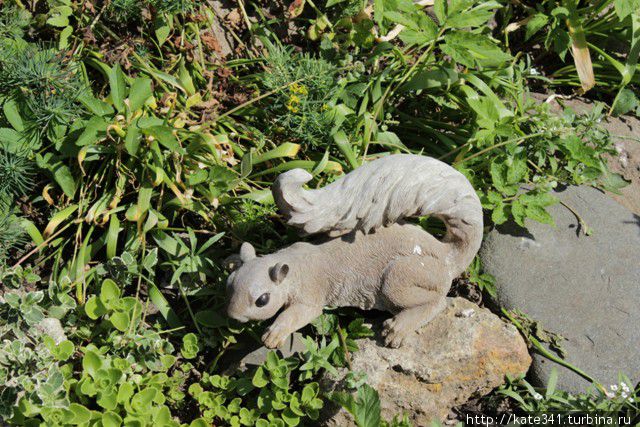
[226,154,483,348]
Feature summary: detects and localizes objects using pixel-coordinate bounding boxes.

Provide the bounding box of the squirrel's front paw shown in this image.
[381,317,410,348]
[262,323,290,349]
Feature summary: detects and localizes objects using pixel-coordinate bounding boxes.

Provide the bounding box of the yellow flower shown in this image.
[286,94,301,113]
[289,83,308,95]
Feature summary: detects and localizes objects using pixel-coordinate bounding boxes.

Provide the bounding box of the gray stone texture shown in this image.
[480,185,640,393]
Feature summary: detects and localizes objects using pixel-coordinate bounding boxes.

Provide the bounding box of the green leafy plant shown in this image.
[188,350,325,426]
[1,0,638,425]
[493,369,638,417]
[329,383,412,427]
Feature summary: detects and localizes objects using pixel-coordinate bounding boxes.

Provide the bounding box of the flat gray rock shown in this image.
[222,332,306,375]
[480,185,640,393]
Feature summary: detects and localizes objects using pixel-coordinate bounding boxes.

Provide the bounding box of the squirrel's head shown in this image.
[225,242,290,323]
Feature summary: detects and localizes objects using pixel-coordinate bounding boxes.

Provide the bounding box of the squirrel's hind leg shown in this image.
[380,255,449,348]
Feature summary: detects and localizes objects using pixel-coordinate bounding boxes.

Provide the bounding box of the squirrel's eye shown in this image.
[255,293,270,307]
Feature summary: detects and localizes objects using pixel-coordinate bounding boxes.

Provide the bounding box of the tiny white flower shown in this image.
[628,397,634,403]
[605,391,615,399]
[621,382,630,392]
[611,384,619,391]
[533,392,543,401]
[621,392,629,399]
[530,67,540,76]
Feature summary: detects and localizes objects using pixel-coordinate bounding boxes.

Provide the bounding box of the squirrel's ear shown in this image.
[269,263,289,284]
[239,242,256,262]
[223,254,243,272]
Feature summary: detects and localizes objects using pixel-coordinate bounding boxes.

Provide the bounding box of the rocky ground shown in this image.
[319,298,531,426]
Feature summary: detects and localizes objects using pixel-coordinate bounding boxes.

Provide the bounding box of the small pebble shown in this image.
[456,308,476,318]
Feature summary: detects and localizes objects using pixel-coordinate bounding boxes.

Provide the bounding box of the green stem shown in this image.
[454,132,547,164]
[363,27,447,158]
[502,308,597,385]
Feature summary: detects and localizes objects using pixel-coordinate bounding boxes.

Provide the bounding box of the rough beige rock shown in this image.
[320,298,531,426]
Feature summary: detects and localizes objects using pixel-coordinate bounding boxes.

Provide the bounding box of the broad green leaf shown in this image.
[106,214,120,259]
[446,4,495,28]
[37,153,78,198]
[109,312,130,332]
[0,127,23,152]
[85,296,108,319]
[149,284,182,328]
[128,77,153,112]
[76,116,108,146]
[47,14,69,27]
[614,0,640,19]
[181,333,200,359]
[251,160,342,178]
[561,135,598,167]
[54,164,77,198]
[130,388,157,414]
[301,383,318,403]
[155,14,172,46]
[178,59,196,96]
[355,385,381,427]
[195,310,226,328]
[59,25,73,50]
[3,98,23,131]
[102,411,123,427]
[100,279,121,307]
[433,0,446,24]
[68,403,91,424]
[252,367,269,388]
[402,66,459,92]
[117,382,134,405]
[333,130,359,170]
[525,204,554,225]
[143,126,179,151]
[491,202,508,225]
[240,151,253,178]
[108,64,128,113]
[599,168,629,192]
[383,11,419,30]
[97,390,118,411]
[612,88,639,116]
[21,218,44,245]
[546,367,558,398]
[490,158,519,195]
[622,12,640,86]
[252,143,301,164]
[43,204,78,237]
[511,200,526,227]
[281,408,300,426]
[525,13,549,41]
[78,92,115,117]
[124,118,142,155]
[441,32,511,68]
[82,350,102,377]
[54,340,75,361]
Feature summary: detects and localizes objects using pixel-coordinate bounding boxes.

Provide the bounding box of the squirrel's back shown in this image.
[272,154,483,272]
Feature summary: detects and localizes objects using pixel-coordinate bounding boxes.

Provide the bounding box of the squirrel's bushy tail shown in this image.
[272,154,483,271]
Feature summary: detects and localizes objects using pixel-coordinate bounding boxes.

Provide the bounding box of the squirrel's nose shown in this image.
[226,303,249,323]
